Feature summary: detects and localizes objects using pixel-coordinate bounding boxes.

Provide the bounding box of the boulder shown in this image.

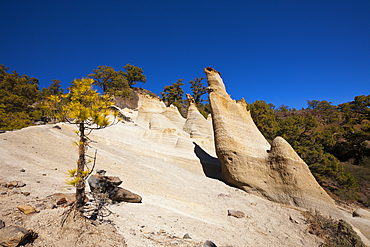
[204,67,336,211]
[88,174,142,203]
[227,210,245,218]
[0,226,30,247]
[108,187,142,203]
[87,174,122,193]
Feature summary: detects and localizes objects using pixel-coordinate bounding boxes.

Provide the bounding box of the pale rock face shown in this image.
[133,93,214,154]
[204,67,336,211]
[135,94,167,129]
[183,94,213,139]
[161,105,186,130]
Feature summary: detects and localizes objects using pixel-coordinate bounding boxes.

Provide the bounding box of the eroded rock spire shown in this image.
[204,67,336,211]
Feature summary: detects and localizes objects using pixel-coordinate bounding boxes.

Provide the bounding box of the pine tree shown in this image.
[189,76,206,107]
[161,79,185,113]
[49,78,120,214]
[120,63,146,88]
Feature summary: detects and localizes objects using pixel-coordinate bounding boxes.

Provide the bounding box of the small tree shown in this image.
[49,78,120,214]
[189,76,206,107]
[120,63,146,88]
[88,65,127,93]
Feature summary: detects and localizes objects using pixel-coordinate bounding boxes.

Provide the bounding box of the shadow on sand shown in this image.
[193,142,222,180]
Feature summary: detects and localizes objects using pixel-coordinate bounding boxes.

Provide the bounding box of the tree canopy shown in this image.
[120,63,146,88]
[189,76,206,107]
[161,79,184,111]
[0,64,40,130]
[88,65,128,94]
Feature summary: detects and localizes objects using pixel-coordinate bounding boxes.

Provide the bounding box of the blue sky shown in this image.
[1,0,369,109]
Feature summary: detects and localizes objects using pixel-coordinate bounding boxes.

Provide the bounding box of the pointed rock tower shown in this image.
[204,67,336,211]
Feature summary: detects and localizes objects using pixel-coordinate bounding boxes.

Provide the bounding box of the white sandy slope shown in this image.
[0,121,369,247]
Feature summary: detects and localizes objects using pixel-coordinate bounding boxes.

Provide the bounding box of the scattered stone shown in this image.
[353,208,370,221]
[52,125,61,129]
[96,169,106,175]
[183,233,192,239]
[227,210,245,218]
[108,187,142,203]
[0,226,30,247]
[0,192,6,195]
[36,181,40,183]
[42,174,47,176]
[17,205,36,215]
[20,169,25,172]
[46,203,57,209]
[203,240,217,247]
[56,197,68,205]
[289,216,299,224]
[7,181,18,188]
[22,192,30,196]
[17,182,26,187]
[0,130,6,134]
[52,193,75,202]
[0,220,5,229]
[217,193,231,198]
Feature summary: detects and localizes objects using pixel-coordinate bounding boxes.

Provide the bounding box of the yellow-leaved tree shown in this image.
[49,78,120,214]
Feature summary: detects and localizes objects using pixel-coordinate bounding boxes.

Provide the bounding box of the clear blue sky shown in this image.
[1,0,369,109]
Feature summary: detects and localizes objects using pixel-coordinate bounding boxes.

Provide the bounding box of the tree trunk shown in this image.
[75,123,86,213]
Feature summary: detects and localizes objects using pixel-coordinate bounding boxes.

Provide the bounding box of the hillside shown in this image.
[1,91,370,246]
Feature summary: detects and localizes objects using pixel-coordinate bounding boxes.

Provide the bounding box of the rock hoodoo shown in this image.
[204,67,336,211]
[183,94,213,139]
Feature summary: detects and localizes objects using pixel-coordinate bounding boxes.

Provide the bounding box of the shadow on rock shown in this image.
[193,142,222,180]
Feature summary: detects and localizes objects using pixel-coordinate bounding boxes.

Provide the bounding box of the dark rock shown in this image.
[0,220,5,229]
[88,174,122,193]
[96,169,106,175]
[0,226,30,247]
[52,125,61,129]
[56,197,68,205]
[7,181,18,188]
[217,193,231,198]
[108,187,142,203]
[227,210,245,218]
[0,130,6,134]
[20,169,25,172]
[17,182,26,187]
[289,216,299,224]
[183,233,191,239]
[203,240,217,247]
[22,192,30,196]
